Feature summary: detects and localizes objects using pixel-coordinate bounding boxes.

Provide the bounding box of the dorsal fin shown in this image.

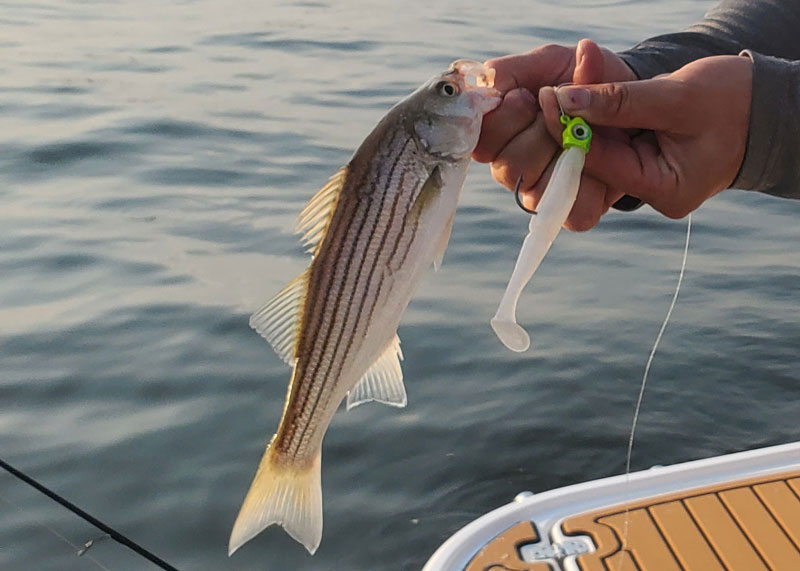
[295,166,348,256]
[346,335,405,410]
[249,269,309,365]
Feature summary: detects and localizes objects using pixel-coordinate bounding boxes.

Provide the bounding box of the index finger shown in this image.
[486,44,575,93]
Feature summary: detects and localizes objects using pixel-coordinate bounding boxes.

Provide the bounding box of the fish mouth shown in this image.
[449,59,500,92]
[448,59,502,112]
[449,59,495,86]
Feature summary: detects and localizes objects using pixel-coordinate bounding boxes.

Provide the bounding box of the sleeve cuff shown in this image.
[732,50,800,197]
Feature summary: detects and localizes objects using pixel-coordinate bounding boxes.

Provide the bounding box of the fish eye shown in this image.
[435,81,458,97]
[571,124,589,140]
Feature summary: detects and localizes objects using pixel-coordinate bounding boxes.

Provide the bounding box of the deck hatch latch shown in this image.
[521,539,590,561]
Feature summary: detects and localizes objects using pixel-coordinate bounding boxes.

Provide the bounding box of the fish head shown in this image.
[407,59,501,160]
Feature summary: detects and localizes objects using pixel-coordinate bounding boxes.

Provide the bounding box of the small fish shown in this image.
[229,60,501,556]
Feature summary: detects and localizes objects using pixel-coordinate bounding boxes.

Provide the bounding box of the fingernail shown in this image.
[538,85,554,107]
[556,86,590,112]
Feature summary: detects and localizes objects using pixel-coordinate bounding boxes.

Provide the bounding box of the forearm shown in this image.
[620,0,800,199]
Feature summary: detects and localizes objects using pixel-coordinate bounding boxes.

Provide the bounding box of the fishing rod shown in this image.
[0,456,180,571]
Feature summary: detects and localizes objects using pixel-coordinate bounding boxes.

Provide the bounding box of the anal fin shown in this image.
[346,335,406,410]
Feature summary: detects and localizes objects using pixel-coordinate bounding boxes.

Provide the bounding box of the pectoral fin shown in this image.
[409,166,442,222]
[346,335,406,410]
[432,210,456,271]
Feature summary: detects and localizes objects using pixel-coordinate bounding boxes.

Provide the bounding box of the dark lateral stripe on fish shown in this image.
[294,134,395,378]
[324,160,418,407]
[361,169,420,333]
[280,133,415,456]
[289,136,415,453]
[299,126,405,359]
[387,184,426,275]
[340,167,414,362]
[292,132,405,411]
[272,181,363,455]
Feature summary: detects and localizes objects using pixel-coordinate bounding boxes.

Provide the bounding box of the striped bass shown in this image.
[228,60,501,556]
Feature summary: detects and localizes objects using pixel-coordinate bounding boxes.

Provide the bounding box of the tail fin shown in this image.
[228,446,322,556]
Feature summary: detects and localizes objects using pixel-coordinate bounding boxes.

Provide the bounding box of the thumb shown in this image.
[572,39,605,85]
[556,79,691,132]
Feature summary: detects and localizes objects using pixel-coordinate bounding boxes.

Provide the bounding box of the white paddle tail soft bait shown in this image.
[491,114,592,352]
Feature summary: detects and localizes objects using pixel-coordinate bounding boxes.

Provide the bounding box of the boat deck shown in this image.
[466,469,800,571]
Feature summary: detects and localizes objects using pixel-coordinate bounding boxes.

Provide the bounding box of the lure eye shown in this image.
[435,81,458,97]
[571,123,589,140]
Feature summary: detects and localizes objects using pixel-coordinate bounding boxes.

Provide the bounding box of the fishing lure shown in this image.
[491,109,592,352]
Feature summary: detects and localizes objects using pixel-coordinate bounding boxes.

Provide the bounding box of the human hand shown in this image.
[539,54,752,221]
[474,39,637,230]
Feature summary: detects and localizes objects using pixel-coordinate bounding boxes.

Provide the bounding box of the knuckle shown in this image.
[505,88,539,114]
[490,162,518,190]
[472,146,495,164]
[564,213,598,232]
[603,82,630,117]
[533,44,564,58]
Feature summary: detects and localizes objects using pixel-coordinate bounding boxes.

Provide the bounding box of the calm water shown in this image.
[2,1,799,569]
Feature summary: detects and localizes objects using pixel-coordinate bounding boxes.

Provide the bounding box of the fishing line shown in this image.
[0,456,180,571]
[0,490,113,571]
[617,213,692,570]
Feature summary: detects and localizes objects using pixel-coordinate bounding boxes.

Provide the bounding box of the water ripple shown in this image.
[202,32,378,53]
[3,140,140,179]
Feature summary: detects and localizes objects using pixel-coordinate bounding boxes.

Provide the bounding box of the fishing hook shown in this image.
[554,82,572,119]
[514,174,537,215]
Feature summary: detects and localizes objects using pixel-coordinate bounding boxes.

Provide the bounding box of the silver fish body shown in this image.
[229,60,500,556]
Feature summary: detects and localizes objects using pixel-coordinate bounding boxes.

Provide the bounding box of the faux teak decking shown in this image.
[467,469,800,571]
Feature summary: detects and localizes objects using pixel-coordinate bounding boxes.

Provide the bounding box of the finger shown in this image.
[541,68,634,144]
[582,131,678,209]
[538,86,563,142]
[518,160,555,212]
[573,39,605,85]
[523,166,611,232]
[555,79,694,132]
[485,44,574,94]
[473,88,539,163]
[605,187,626,210]
[489,113,559,190]
[564,174,610,232]
[541,83,678,207]
[540,84,633,222]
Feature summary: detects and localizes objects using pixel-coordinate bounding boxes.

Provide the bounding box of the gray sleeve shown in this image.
[619,0,800,78]
[734,51,800,198]
[618,0,800,199]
